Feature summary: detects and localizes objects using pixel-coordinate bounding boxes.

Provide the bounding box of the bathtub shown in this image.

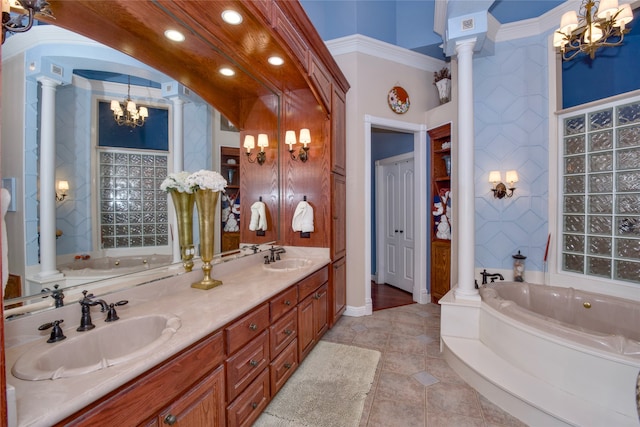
[60,254,172,276]
[478,282,640,425]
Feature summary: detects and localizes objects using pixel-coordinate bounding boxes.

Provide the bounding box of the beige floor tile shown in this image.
[387,333,428,355]
[427,411,485,427]
[367,398,425,427]
[424,357,467,385]
[382,350,426,375]
[375,371,426,405]
[351,329,390,351]
[478,394,528,427]
[426,382,483,418]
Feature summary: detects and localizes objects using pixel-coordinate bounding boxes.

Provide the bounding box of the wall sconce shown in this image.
[243,134,267,165]
[285,129,311,162]
[489,170,518,199]
[56,180,69,201]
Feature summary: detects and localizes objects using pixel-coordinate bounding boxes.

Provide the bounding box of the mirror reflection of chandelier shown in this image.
[553,0,634,61]
[110,75,149,128]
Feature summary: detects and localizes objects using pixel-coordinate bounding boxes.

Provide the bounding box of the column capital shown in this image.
[36,76,62,89]
[455,37,477,56]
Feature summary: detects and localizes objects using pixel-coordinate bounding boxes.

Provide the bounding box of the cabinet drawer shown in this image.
[297,267,329,300]
[226,330,269,402]
[269,307,297,357]
[226,369,270,427]
[270,339,298,397]
[270,285,297,322]
[225,303,269,354]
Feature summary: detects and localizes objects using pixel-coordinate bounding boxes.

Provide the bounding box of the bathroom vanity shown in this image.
[5,248,332,426]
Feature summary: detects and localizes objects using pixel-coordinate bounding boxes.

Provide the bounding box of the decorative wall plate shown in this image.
[387,86,410,114]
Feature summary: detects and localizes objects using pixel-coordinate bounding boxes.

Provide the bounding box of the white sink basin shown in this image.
[12,314,181,381]
[263,258,312,271]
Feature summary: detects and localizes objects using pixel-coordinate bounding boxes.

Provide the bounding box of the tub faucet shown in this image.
[77,290,108,331]
[480,269,504,285]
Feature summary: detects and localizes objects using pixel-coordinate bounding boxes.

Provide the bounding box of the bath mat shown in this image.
[254,341,380,427]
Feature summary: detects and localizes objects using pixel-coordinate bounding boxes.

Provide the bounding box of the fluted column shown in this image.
[454,38,480,301]
[35,77,63,280]
[170,97,185,264]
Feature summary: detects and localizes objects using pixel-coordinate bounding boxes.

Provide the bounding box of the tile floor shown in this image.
[321,302,528,427]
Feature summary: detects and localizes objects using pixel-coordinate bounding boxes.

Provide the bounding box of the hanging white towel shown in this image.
[292,201,314,233]
[249,201,268,231]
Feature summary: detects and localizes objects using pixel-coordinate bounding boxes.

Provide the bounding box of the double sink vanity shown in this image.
[4,246,332,426]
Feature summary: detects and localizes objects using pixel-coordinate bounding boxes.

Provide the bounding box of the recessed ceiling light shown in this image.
[221,10,243,25]
[268,56,284,66]
[219,67,235,76]
[164,29,185,42]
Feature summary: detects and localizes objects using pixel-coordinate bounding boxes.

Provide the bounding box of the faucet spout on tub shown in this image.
[480,269,505,285]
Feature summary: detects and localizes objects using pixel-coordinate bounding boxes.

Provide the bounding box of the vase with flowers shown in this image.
[433,66,451,105]
[161,171,195,272]
[186,169,227,289]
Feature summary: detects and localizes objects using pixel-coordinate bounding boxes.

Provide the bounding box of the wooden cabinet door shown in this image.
[156,364,225,427]
[313,283,328,338]
[297,294,315,362]
[330,256,346,327]
[431,241,451,302]
[331,88,346,175]
[331,173,346,260]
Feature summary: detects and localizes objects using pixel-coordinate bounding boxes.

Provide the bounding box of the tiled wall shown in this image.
[473,33,550,273]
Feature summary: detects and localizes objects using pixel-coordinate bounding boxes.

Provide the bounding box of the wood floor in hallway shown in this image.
[371,282,414,311]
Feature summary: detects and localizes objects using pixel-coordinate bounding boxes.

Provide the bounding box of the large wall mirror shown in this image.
[1,14,282,315]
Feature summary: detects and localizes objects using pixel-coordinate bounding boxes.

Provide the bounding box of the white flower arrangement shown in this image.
[185,169,227,192]
[160,171,193,193]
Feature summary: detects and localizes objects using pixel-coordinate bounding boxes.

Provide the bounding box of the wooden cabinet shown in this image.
[329,256,346,327]
[428,123,452,303]
[221,146,241,253]
[55,266,332,427]
[56,332,225,427]
[298,282,328,362]
[331,174,346,260]
[153,364,226,427]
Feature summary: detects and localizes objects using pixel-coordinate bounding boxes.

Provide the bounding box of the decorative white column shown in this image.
[170,97,186,264]
[454,38,480,301]
[35,77,63,281]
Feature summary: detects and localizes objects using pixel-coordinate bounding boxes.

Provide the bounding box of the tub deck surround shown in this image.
[440,284,640,427]
[4,246,330,427]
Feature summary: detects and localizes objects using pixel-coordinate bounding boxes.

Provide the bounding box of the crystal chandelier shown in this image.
[110,75,149,128]
[553,0,634,61]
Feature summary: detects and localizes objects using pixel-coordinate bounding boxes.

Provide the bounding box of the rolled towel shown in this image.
[292,201,314,233]
[249,201,268,231]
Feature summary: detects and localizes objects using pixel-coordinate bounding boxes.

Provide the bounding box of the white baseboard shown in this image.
[344,304,369,317]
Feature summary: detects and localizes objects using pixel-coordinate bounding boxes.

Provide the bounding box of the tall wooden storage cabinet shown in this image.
[428,123,452,302]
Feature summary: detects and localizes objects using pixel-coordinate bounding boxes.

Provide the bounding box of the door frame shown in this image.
[364,115,429,310]
[375,152,414,292]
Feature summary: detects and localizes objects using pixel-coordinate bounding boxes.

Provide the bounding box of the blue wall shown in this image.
[562,9,640,108]
[473,33,550,274]
[370,130,414,276]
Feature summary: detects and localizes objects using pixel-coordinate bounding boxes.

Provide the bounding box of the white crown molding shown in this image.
[325,34,446,72]
[3,26,99,60]
[434,0,448,36]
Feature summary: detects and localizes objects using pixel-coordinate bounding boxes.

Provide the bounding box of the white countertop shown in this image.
[4,246,330,427]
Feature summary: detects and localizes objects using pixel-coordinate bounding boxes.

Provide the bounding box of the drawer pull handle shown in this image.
[251,402,258,410]
[284,329,293,335]
[284,362,292,369]
[249,359,259,367]
[314,293,321,300]
[284,300,291,306]
[164,414,177,425]
[249,323,258,331]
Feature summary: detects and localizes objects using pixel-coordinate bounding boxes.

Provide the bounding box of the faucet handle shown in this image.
[105,300,128,322]
[38,319,66,343]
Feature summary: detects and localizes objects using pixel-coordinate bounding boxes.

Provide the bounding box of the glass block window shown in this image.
[99,150,169,249]
[560,97,640,284]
